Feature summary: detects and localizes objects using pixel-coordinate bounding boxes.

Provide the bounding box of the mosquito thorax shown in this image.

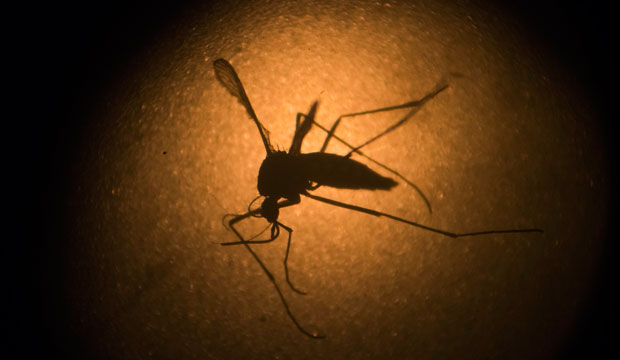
[257,151,309,201]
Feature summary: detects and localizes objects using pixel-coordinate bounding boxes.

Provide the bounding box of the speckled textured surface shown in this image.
[57,0,608,359]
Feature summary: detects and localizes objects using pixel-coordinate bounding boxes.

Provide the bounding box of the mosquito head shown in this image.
[261,196,279,223]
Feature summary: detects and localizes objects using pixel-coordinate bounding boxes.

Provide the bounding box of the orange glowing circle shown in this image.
[45,1,610,359]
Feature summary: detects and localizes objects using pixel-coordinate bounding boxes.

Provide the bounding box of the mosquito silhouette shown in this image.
[213,58,542,339]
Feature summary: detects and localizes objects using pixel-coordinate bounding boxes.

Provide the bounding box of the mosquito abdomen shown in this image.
[299,152,397,190]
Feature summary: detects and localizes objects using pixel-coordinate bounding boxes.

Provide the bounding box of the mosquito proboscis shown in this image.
[213,58,542,339]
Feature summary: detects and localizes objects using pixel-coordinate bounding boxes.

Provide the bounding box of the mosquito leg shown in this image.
[276,221,307,295]
[318,82,449,154]
[343,85,449,158]
[222,197,303,246]
[303,191,543,237]
[221,236,278,246]
[309,83,449,213]
[310,120,431,204]
[311,121,434,212]
[225,211,325,339]
[295,112,304,133]
[221,220,278,246]
[308,182,320,191]
[223,200,322,338]
[220,207,274,246]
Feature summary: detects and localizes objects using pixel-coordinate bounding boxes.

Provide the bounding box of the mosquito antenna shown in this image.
[213,59,274,155]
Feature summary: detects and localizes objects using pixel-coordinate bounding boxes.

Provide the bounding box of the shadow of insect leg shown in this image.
[277,221,307,295]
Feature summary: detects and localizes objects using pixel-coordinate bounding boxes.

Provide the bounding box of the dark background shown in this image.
[15,0,615,358]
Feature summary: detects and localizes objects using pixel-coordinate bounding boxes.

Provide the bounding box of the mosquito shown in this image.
[213,58,542,339]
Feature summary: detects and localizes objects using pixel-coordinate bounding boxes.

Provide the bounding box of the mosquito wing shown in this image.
[289,101,318,155]
[213,59,274,155]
